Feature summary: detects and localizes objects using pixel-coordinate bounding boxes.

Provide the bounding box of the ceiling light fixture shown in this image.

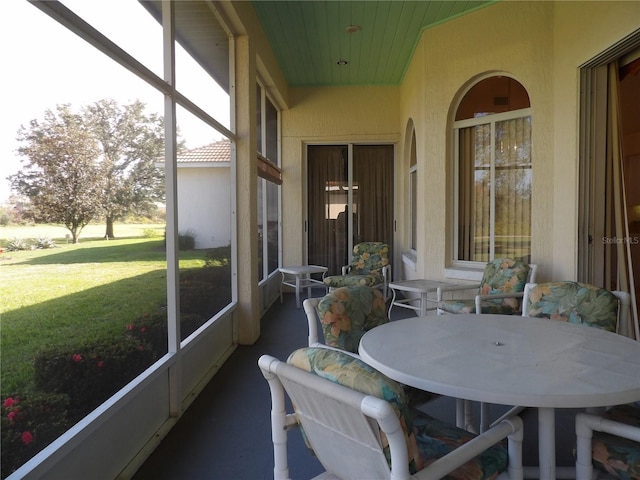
[345,25,361,33]
[336,60,348,66]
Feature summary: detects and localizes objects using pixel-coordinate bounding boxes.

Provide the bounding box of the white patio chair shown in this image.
[575,404,640,480]
[436,258,537,316]
[259,348,524,480]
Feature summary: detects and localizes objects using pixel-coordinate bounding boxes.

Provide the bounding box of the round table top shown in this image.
[358,314,640,408]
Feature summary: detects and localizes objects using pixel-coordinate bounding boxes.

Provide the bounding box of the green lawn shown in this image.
[0,223,207,394]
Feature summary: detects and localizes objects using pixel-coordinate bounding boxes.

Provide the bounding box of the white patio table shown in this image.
[279,265,328,308]
[358,314,640,480]
[388,279,457,317]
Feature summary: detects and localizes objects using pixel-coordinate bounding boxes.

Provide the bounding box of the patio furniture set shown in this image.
[269,253,639,480]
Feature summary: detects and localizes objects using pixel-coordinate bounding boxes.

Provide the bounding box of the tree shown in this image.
[8,100,167,242]
[83,99,165,239]
[9,105,103,243]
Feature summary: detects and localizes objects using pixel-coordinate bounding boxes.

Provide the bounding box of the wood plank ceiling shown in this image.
[251,0,496,87]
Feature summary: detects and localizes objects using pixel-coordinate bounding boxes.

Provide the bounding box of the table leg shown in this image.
[280,272,285,304]
[538,407,556,480]
[420,291,428,317]
[306,274,312,301]
[295,275,301,309]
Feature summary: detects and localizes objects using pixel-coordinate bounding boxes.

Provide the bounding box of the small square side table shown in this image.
[389,279,457,317]
[279,265,328,308]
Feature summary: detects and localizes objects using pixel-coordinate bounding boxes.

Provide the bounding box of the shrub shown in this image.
[5,237,32,251]
[180,264,232,318]
[1,393,70,478]
[126,311,204,356]
[33,338,156,422]
[33,237,57,249]
[178,229,196,250]
[162,229,197,250]
[142,228,162,238]
[204,245,231,267]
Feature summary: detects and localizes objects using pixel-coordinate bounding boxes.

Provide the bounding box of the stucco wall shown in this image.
[279,1,639,284]
[399,0,639,282]
[551,1,640,281]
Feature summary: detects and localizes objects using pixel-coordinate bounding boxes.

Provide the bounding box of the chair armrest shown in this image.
[303,298,321,346]
[436,283,481,302]
[413,416,524,480]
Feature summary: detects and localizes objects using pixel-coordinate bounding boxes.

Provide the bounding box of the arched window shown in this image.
[453,76,532,263]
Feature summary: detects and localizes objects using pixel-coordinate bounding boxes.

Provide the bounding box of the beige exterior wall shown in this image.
[280,86,401,266]
[243,0,639,288]
[551,1,640,281]
[397,0,639,283]
[277,0,640,284]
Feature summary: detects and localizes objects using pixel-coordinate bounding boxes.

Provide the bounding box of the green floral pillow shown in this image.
[480,258,530,298]
[525,281,619,332]
[323,242,389,289]
[317,286,388,352]
[350,242,390,276]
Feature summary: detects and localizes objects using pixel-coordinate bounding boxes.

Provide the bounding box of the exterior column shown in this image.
[234,34,260,344]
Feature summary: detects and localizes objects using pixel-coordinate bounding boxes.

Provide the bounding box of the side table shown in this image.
[389,279,457,317]
[279,265,328,308]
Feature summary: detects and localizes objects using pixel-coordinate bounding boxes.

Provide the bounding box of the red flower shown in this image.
[4,397,16,408]
[7,409,19,422]
[72,354,82,362]
[97,361,104,368]
[126,324,134,331]
[140,326,147,333]
[21,431,33,445]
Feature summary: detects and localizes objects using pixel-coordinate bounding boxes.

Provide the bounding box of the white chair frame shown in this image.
[575,411,640,480]
[259,354,525,480]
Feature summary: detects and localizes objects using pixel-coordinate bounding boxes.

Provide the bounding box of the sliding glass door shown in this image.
[307,144,393,275]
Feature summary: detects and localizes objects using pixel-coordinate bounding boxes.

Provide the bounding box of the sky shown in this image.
[1,0,230,203]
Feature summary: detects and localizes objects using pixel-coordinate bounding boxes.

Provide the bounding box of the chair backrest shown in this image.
[303,286,388,353]
[260,347,416,479]
[522,281,629,333]
[259,348,525,480]
[480,258,533,295]
[350,242,390,276]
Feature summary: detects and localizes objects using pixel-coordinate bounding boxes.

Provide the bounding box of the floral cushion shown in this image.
[323,273,382,288]
[287,347,508,479]
[438,299,522,315]
[591,402,640,480]
[525,281,619,332]
[481,258,530,294]
[317,286,388,353]
[439,258,530,315]
[324,242,389,288]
